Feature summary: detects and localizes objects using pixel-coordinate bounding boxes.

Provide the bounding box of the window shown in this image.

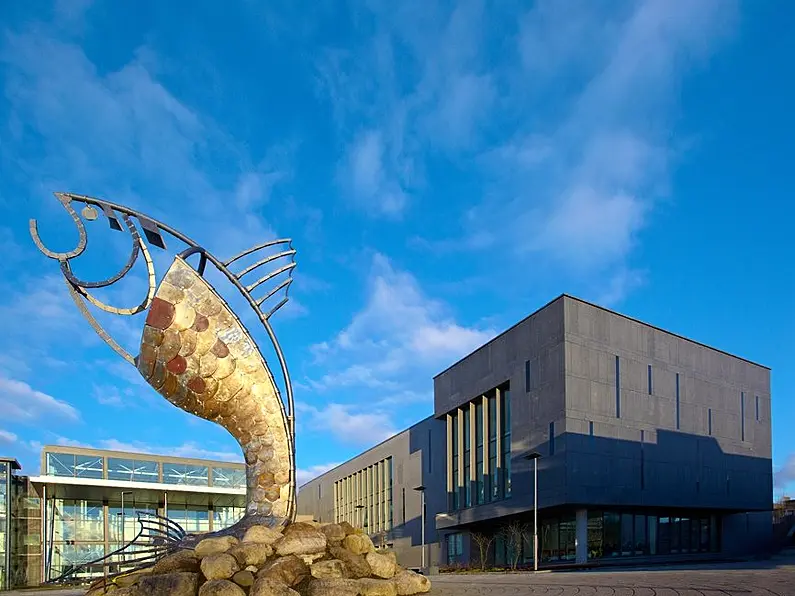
[648,364,653,394]
[615,356,621,418]
[46,452,104,479]
[452,412,459,510]
[463,407,471,508]
[475,402,484,505]
[740,392,745,441]
[162,463,208,486]
[640,432,645,490]
[589,421,594,436]
[488,395,497,502]
[211,467,245,489]
[755,395,760,422]
[708,408,712,435]
[501,388,512,498]
[446,533,463,565]
[524,360,531,392]
[402,488,406,525]
[549,422,555,456]
[675,373,680,430]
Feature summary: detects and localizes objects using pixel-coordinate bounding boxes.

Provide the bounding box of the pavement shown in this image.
[429,558,795,596]
[4,556,794,596]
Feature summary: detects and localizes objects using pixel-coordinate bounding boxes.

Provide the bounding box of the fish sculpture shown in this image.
[30,192,298,574]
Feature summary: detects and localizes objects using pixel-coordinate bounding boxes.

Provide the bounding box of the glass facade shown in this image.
[333,457,393,533]
[42,450,245,489]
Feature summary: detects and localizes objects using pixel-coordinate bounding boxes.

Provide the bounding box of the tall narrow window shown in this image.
[500,388,512,498]
[648,365,653,395]
[476,402,484,505]
[755,395,760,422]
[452,412,459,510]
[740,392,745,441]
[589,421,594,436]
[524,360,531,392]
[615,356,621,418]
[488,395,497,502]
[464,407,471,508]
[675,373,680,430]
[640,430,645,490]
[708,408,712,436]
[402,488,406,524]
[549,422,555,456]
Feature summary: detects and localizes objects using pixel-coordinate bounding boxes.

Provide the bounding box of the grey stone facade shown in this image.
[297,294,773,569]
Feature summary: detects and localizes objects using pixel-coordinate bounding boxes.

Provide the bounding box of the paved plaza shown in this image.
[429,559,795,596]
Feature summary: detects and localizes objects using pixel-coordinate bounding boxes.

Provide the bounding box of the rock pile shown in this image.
[86,521,431,596]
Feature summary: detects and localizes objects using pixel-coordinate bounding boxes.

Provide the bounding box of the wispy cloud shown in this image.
[775,454,795,493]
[0,374,79,423]
[297,402,397,447]
[297,461,342,488]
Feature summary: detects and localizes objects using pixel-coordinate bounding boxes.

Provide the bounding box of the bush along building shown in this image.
[297,294,773,570]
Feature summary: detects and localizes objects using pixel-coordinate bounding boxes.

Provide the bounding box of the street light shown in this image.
[522,452,541,572]
[413,485,426,571]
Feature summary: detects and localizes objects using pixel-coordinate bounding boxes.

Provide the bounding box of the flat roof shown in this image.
[42,444,245,468]
[433,293,769,379]
[0,456,22,470]
[29,475,245,496]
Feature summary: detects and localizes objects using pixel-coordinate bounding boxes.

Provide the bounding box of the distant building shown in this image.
[297,294,774,569]
[1,446,246,589]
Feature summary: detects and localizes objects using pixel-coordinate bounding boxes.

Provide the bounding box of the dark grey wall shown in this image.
[562,296,773,512]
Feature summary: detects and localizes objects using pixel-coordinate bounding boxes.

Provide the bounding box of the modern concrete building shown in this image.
[1,445,247,589]
[297,294,774,569]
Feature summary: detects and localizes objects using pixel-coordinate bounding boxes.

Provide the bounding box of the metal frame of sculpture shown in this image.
[31,192,299,581]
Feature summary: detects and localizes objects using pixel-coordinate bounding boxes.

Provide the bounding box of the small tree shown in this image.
[500,521,530,571]
[470,532,495,571]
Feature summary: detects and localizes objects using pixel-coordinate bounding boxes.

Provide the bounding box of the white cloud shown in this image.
[308,253,494,392]
[0,374,80,422]
[297,462,342,487]
[298,402,397,447]
[0,429,18,444]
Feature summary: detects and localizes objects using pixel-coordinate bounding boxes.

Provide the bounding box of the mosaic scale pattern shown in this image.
[136,257,292,525]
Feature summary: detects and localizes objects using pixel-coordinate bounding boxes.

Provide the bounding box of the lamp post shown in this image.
[413,485,426,571]
[522,452,541,572]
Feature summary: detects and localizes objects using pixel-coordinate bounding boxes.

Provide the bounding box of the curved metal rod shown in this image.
[235,249,297,279]
[64,235,156,316]
[59,193,298,520]
[29,193,88,260]
[256,277,293,307]
[245,262,296,293]
[59,214,140,289]
[223,238,292,267]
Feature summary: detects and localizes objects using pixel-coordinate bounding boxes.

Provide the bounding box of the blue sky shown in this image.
[0,1,793,496]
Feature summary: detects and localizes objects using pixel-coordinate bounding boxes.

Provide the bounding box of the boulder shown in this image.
[358,577,398,596]
[393,570,431,595]
[366,551,396,579]
[114,569,151,588]
[243,525,284,546]
[195,536,239,558]
[201,552,241,580]
[199,579,247,596]
[136,571,200,596]
[337,521,357,536]
[250,576,300,596]
[342,533,375,555]
[328,544,372,578]
[274,524,327,556]
[256,554,309,587]
[319,523,346,543]
[232,569,255,587]
[229,542,272,567]
[306,578,360,596]
[310,559,346,579]
[151,549,200,574]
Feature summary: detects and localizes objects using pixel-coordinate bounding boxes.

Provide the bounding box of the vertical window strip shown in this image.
[675,373,680,430]
[755,395,759,422]
[708,408,712,436]
[589,421,594,437]
[525,360,531,392]
[615,355,621,418]
[648,364,653,394]
[640,430,645,490]
[741,392,745,441]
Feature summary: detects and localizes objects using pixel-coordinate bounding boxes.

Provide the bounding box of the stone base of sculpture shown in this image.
[85,520,432,596]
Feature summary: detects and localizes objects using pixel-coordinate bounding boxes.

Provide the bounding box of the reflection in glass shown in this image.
[163,463,209,486]
[211,467,246,489]
[587,511,603,559]
[213,506,244,530]
[107,458,159,483]
[74,455,103,479]
[603,512,620,557]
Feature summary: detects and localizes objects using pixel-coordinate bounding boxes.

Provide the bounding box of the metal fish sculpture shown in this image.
[30,192,298,577]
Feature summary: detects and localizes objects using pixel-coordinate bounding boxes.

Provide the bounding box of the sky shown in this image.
[0,1,793,496]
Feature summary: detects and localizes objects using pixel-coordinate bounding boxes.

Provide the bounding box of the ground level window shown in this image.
[446,532,463,565]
